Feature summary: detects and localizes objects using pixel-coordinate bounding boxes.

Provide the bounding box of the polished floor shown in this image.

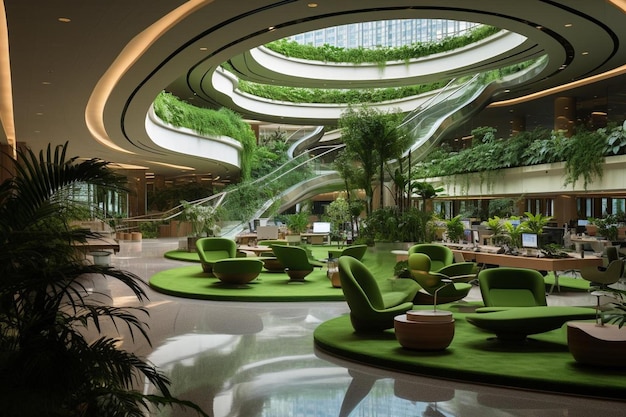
[87,238,626,417]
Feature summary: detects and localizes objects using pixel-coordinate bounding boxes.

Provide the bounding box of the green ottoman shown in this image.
[466,306,597,342]
[213,258,264,286]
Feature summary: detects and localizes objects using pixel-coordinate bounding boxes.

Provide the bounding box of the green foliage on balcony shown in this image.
[234,58,534,105]
[153,91,256,179]
[265,25,501,64]
[238,81,451,104]
[413,123,626,190]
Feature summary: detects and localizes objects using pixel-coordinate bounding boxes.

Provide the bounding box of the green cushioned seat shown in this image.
[272,244,325,282]
[478,267,547,307]
[338,256,418,332]
[196,237,237,274]
[408,253,472,305]
[465,306,597,342]
[213,258,264,286]
[407,244,454,271]
[328,244,368,261]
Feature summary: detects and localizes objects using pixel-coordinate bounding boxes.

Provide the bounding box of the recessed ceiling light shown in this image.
[308,3,318,7]
[564,23,573,27]
[199,47,208,51]
[42,81,51,85]
[582,51,589,55]
[58,17,71,23]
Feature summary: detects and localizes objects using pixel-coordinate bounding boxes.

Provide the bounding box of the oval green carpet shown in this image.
[149,264,346,302]
[313,304,626,400]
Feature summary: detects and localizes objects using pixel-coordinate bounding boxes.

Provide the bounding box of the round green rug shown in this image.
[149,264,346,302]
[313,304,626,400]
[164,249,202,262]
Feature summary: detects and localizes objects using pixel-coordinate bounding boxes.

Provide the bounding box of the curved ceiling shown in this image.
[3,1,626,177]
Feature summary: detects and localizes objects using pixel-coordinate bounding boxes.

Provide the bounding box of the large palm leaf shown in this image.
[0,142,209,417]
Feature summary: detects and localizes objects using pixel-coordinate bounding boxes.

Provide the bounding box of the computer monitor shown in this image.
[521,233,539,249]
[312,222,331,234]
[577,219,589,227]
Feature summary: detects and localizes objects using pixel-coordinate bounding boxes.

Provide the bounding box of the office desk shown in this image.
[570,236,611,253]
[453,249,603,293]
[301,233,330,245]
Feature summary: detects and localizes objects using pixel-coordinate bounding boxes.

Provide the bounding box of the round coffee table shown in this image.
[394,310,455,351]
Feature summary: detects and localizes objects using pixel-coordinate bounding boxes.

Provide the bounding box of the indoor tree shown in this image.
[339,105,406,215]
[0,143,208,417]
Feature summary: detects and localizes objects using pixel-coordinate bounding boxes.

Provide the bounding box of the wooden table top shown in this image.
[453,249,603,271]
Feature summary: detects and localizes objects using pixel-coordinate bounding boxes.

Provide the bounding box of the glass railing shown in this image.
[398,55,548,165]
[218,143,344,237]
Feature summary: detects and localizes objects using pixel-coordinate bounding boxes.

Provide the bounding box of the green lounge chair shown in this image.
[407,243,454,271]
[408,253,472,305]
[196,237,237,274]
[338,256,418,332]
[328,244,368,261]
[272,244,325,282]
[477,267,547,308]
[213,258,264,286]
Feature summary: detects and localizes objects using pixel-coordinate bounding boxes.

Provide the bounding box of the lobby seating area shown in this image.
[101,238,625,415]
[150,238,626,402]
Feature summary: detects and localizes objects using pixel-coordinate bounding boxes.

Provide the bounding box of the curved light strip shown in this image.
[84,0,212,154]
[0,1,16,156]
[491,0,626,107]
[490,64,626,107]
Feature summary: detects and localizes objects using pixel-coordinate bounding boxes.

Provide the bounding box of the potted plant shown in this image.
[521,211,552,235]
[285,210,309,243]
[180,200,223,251]
[484,216,509,246]
[445,215,465,243]
[0,143,208,416]
[596,214,619,242]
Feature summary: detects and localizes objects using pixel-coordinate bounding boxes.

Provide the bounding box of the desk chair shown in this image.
[580,246,624,290]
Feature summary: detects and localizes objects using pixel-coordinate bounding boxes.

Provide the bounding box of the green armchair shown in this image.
[407,253,472,305]
[328,244,367,261]
[196,237,237,274]
[338,256,418,332]
[478,267,547,308]
[407,244,454,271]
[272,244,325,282]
